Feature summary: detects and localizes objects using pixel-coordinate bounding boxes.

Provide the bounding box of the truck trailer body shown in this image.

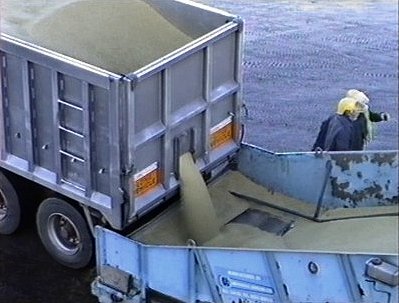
[0,0,243,268]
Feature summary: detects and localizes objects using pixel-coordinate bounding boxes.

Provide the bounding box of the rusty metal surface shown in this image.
[238,144,398,209]
[329,151,398,207]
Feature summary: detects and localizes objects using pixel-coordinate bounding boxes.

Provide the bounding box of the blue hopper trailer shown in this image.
[91,143,398,303]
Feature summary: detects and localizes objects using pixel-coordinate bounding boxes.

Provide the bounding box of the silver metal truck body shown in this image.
[0,0,243,230]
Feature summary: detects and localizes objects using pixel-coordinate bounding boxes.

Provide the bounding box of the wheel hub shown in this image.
[0,190,7,220]
[48,213,81,255]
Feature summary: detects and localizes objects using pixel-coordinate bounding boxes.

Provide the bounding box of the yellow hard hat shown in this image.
[346,89,370,104]
[337,97,359,115]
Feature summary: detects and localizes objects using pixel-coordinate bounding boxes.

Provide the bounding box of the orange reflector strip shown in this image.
[211,117,234,149]
[134,163,160,196]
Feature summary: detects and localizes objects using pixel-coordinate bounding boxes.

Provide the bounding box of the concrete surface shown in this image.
[199,0,398,152]
[0,0,398,302]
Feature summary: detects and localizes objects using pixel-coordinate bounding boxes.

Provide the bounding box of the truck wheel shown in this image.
[36,197,93,269]
[0,172,21,235]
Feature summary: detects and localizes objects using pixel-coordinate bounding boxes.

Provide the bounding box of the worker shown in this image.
[312,97,363,151]
[346,89,390,150]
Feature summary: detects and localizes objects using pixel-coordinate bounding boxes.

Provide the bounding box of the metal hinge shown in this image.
[366,258,399,286]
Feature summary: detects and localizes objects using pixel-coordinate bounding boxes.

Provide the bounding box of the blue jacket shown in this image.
[313,114,356,151]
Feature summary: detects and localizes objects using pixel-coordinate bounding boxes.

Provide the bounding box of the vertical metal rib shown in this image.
[22,60,34,171]
[340,255,364,302]
[126,78,136,214]
[0,52,7,160]
[51,70,61,183]
[262,252,290,303]
[162,68,172,189]
[233,26,244,143]
[82,81,92,197]
[203,46,212,164]
[108,78,123,225]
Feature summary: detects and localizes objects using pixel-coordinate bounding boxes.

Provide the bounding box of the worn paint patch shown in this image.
[330,177,398,206]
[330,152,398,172]
[330,154,366,172]
[326,151,398,208]
[370,153,398,166]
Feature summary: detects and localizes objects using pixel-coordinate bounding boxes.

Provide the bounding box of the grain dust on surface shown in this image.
[133,170,399,255]
[1,0,193,73]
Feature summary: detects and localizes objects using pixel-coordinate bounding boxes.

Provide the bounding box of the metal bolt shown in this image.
[370,258,383,266]
[308,261,319,274]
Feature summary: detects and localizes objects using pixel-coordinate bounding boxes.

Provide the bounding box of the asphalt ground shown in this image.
[200,0,398,152]
[1,0,398,302]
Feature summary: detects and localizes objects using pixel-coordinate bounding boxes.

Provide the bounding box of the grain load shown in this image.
[1,0,193,73]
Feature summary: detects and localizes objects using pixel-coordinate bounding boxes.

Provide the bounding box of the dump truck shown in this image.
[0,0,243,268]
[1,1,398,302]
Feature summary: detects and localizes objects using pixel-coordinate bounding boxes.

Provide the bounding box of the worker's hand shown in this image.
[381,112,390,121]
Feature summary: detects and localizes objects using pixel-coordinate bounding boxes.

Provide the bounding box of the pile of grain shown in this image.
[132,170,399,254]
[1,0,193,73]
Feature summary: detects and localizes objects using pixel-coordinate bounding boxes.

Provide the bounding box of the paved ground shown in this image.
[0,0,398,302]
[200,0,398,152]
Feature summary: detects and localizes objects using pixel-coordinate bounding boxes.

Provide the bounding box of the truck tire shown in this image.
[36,197,93,269]
[0,171,21,235]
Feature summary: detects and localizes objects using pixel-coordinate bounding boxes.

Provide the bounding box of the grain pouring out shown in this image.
[178,153,220,245]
